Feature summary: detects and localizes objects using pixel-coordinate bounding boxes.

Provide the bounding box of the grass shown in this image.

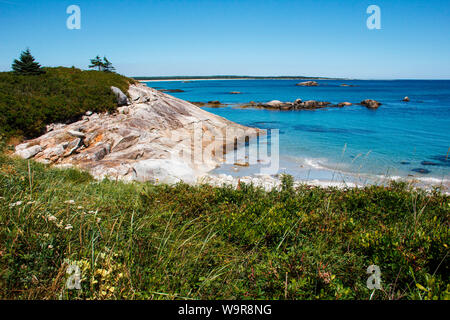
[0,67,135,139]
[0,151,448,300]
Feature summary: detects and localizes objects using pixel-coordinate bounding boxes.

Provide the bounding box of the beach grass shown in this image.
[0,150,448,300]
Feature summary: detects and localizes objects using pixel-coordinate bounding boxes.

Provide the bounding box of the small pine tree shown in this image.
[89,55,104,71]
[12,49,44,75]
[103,57,116,73]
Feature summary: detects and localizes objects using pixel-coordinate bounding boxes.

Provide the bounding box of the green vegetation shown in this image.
[11,49,45,76]
[89,56,116,73]
[0,67,134,139]
[0,151,448,300]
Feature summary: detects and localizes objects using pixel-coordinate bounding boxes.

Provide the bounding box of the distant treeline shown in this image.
[133,75,341,81]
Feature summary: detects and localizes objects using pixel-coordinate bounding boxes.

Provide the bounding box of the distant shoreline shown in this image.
[135,76,345,82]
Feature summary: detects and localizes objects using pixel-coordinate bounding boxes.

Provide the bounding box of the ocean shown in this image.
[144,79,450,186]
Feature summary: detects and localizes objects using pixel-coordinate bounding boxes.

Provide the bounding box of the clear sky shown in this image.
[0,0,449,79]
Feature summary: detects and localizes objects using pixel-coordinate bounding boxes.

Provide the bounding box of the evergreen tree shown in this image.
[12,49,44,75]
[103,57,116,73]
[89,55,104,71]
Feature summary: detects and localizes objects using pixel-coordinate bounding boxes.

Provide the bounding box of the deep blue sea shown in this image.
[145,79,450,185]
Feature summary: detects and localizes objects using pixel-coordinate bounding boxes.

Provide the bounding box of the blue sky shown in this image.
[0,0,449,79]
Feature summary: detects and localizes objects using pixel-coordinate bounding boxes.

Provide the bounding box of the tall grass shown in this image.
[0,153,448,300]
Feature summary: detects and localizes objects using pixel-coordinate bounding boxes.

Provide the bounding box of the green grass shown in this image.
[0,67,134,139]
[0,152,448,300]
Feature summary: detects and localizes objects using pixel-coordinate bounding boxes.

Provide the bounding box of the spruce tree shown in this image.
[12,49,44,75]
[89,55,104,71]
[103,57,115,73]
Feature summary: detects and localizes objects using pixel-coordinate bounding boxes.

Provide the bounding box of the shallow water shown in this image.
[145,79,450,185]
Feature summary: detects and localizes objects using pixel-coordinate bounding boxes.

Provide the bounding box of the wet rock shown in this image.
[360,99,382,109]
[298,100,331,109]
[296,81,318,87]
[338,102,353,107]
[229,91,242,94]
[264,100,285,108]
[402,96,410,102]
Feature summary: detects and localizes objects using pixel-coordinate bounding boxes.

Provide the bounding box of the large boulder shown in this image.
[14,145,42,159]
[111,86,129,106]
[360,99,382,109]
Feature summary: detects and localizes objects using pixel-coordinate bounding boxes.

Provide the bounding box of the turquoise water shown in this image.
[145,80,450,184]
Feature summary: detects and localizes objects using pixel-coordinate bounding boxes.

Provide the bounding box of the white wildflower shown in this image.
[65,224,73,230]
[9,201,23,208]
[65,200,75,205]
[48,215,57,222]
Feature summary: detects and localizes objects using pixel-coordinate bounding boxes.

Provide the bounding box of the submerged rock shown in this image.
[412,168,431,174]
[421,161,439,166]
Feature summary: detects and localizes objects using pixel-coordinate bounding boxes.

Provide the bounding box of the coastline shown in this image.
[206,152,450,194]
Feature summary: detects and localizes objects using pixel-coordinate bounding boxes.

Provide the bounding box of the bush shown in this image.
[0,67,134,138]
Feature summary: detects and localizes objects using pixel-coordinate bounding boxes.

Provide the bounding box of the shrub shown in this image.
[0,67,134,138]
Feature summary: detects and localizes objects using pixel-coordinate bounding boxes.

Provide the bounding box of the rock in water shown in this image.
[296,81,319,87]
[111,86,129,106]
[14,83,259,184]
[264,100,285,108]
[402,96,410,102]
[360,99,382,109]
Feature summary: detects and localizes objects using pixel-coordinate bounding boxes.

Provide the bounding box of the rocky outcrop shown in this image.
[296,81,319,87]
[252,99,334,111]
[14,83,259,184]
[240,98,381,111]
[403,96,410,102]
[360,99,382,109]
